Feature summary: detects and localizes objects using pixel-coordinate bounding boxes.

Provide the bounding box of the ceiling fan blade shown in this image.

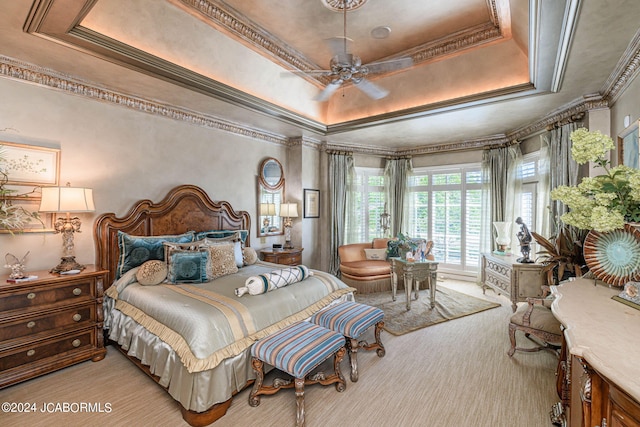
[325,36,353,62]
[314,81,343,102]
[354,78,389,100]
[364,56,413,74]
[282,69,332,77]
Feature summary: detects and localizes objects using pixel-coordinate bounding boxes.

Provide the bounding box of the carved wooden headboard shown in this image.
[93,184,251,287]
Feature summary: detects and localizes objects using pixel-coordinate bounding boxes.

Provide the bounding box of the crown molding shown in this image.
[600,29,640,105]
[0,55,290,146]
[173,0,506,83]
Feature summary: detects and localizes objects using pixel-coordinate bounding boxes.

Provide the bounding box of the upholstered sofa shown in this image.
[338,238,392,294]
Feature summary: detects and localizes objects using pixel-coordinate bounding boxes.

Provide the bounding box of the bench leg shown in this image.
[295,377,305,427]
[346,337,360,382]
[249,358,264,407]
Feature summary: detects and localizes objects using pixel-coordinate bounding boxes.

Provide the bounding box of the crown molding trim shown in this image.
[0,55,290,146]
[173,0,506,83]
[600,29,640,105]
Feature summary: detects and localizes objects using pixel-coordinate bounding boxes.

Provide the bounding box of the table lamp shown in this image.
[39,183,95,273]
[279,202,298,249]
[260,202,276,229]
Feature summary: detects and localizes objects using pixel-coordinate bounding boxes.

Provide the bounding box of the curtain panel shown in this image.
[542,122,581,235]
[328,152,355,276]
[384,157,412,237]
[480,145,523,255]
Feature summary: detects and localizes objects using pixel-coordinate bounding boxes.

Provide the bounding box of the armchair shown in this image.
[508,287,562,357]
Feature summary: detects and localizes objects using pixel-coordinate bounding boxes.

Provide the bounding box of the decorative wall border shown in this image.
[0,55,289,146]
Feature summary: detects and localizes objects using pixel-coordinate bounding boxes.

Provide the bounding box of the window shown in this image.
[345,167,386,243]
[406,164,482,272]
[519,153,540,232]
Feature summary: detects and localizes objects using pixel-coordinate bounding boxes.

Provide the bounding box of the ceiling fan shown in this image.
[290,2,413,102]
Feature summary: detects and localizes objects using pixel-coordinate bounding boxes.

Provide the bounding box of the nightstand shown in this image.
[0,265,108,388]
[260,248,304,266]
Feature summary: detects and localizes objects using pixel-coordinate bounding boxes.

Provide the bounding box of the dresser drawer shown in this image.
[0,279,95,312]
[0,329,95,371]
[0,303,96,342]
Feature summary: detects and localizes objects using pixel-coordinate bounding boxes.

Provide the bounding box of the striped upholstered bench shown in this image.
[249,321,347,427]
[310,301,385,382]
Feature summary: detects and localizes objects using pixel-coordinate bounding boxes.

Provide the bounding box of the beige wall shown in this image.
[0,77,291,273]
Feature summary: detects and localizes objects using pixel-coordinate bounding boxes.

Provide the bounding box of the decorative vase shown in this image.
[493,221,511,253]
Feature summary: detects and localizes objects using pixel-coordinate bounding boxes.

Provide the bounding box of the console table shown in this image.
[481,252,545,311]
[389,258,438,311]
[551,279,640,427]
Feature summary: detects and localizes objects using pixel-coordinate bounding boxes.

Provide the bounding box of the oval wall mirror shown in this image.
[258,158,284,237]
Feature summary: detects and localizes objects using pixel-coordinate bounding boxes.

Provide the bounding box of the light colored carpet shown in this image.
[355,285,501,335]
[0,280,559,427]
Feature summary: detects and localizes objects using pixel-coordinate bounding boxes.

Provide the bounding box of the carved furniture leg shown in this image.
[346,337,359,382]
[249,358,264,407]
[295,377,305,427]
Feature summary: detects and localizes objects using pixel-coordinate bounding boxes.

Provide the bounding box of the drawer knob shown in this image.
[27,321,36,329]
[72,288,82,296]
[72,313,82,322]
[26,349,35,357]
[72,339,81,348]
[27,292,36,300]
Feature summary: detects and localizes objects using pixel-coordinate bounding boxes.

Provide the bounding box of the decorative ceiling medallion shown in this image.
[321,0,369,12]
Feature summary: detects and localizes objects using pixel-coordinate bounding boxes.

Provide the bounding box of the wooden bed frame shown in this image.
[93,184,252,426]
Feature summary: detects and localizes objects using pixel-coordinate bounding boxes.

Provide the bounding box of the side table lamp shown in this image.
[279,202,298,249]
[39,183,95,273]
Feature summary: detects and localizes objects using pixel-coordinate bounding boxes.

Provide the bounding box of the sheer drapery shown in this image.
[542,123,581,234]
[537,136,551,238]
[328,151,355,276]
[480,145,523,255]
[385,157,412,236]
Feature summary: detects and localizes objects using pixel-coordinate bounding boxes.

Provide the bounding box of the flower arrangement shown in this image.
[551,128,640,232]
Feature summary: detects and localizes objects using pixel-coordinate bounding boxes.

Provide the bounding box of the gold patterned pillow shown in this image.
[208,244,238,279]
[136,260,168,286]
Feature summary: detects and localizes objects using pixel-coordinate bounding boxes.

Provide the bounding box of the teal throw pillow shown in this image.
[167,249,210,284]
[116,231,195,279]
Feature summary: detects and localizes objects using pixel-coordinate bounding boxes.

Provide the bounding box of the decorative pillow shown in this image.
[163,240,205,261]
[167,249,210,284]
[208,244,239,279]
[242,247,258,265]
[116,231,195,279]
[136,260,168,286]
[196,230,249,245]
[203,238,243,268]
[364,248,387,260]
[235,265,312,297]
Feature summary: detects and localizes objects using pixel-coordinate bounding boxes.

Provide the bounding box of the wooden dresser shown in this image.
[0,266,108,388]
[480,252,545,311]
[260,248,303,266]
[552,279,640,427]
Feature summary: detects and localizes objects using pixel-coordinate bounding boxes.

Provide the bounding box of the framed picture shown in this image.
[0,141,59,233]
[0,141,60,186]
[0,195,55,233]
[304,188,320,218]
[618,120,639,168]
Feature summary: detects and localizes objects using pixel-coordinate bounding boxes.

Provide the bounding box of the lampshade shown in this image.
[260,203,276,216]
[39,186,95,213]
[279,203,298,218]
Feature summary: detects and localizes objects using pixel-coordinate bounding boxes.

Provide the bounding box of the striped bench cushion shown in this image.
[251,321,345,379]
[310,301,384,339]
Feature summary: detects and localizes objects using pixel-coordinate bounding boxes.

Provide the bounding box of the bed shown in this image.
[94,185,354,426]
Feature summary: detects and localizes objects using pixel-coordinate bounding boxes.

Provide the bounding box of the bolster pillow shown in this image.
[235,265,312,297]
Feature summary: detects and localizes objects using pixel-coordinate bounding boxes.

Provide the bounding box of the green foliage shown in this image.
[532,226,587,285]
